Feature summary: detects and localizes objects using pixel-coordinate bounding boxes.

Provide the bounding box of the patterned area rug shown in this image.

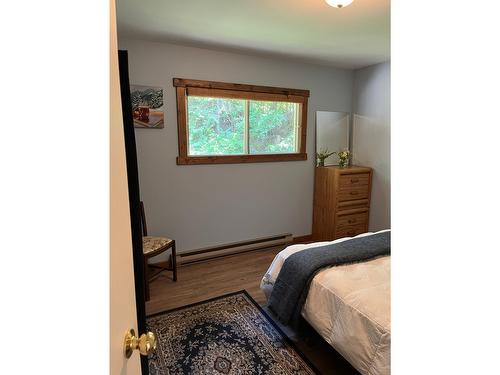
[147,290,319,375]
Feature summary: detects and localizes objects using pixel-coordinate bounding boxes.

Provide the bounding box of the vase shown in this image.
[317,159,325,167]
[338,158,349,168]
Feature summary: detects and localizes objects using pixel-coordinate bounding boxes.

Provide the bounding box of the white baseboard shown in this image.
[177,233,293,265]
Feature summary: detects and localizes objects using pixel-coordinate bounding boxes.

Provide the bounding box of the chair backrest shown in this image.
[139,201,148,236]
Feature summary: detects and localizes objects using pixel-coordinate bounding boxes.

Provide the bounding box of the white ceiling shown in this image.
[117,0,390,69]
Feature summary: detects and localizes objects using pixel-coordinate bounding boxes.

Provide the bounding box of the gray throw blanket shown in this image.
[268,231,391,328]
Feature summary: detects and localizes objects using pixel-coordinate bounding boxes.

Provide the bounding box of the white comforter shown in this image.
[260,230,391,375]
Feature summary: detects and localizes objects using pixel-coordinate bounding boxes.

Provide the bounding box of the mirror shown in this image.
[315,111,350,166]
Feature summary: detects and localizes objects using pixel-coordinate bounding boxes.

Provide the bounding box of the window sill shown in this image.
[176,153,307,165]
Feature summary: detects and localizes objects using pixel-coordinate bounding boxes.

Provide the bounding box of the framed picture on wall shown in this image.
[130,85,164,128]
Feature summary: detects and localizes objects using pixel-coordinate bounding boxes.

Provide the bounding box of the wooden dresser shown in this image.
[312,165,373,241]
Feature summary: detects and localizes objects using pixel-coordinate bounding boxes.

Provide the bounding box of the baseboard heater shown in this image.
[177,233,293,265]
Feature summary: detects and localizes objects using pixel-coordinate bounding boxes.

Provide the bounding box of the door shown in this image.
[117,48,150,374]
[110,1,148,373]
[110,16,141,375]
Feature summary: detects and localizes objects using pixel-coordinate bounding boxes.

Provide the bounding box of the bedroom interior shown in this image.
[4,1,499,374]
[116,0,390,374]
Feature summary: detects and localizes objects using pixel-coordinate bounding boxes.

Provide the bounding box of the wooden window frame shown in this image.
[173,78,309,165]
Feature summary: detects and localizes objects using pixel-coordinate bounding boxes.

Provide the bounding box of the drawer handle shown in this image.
[351,178,359,183]
[350,191,359,195]
[348,219,357,224]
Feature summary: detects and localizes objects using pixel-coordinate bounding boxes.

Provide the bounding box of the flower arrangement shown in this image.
[316,149,336,167]
[337,149,350,168]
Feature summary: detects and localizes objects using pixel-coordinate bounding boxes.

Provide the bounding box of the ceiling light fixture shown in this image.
[325,0,354,8]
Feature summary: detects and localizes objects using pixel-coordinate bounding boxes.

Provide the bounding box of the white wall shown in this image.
[352,61,391,231]
[118,39,354,255]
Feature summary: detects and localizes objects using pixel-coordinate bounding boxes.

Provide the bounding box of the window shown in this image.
[174,78,309,165]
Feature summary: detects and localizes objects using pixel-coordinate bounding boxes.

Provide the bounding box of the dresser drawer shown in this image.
[335,223,367,239]
[339,173,370,189]
[337,184,370,201]
[337,198,370,210]
[336,211,369,227]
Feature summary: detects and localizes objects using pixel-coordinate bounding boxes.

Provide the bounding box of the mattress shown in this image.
[260,230,390,375]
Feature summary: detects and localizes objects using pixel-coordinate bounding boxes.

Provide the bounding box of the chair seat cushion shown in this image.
[143,236,173,255]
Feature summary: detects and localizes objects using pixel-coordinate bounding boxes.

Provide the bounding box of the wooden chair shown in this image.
[140,201,177,301]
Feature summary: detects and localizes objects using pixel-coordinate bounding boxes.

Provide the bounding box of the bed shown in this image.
[260,230,390,375]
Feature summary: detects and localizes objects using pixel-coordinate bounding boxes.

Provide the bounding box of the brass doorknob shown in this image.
[124,329,157,358]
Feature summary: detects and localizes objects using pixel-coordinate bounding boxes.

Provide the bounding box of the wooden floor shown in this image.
[145,245,359,375]
[146,246,284,315]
